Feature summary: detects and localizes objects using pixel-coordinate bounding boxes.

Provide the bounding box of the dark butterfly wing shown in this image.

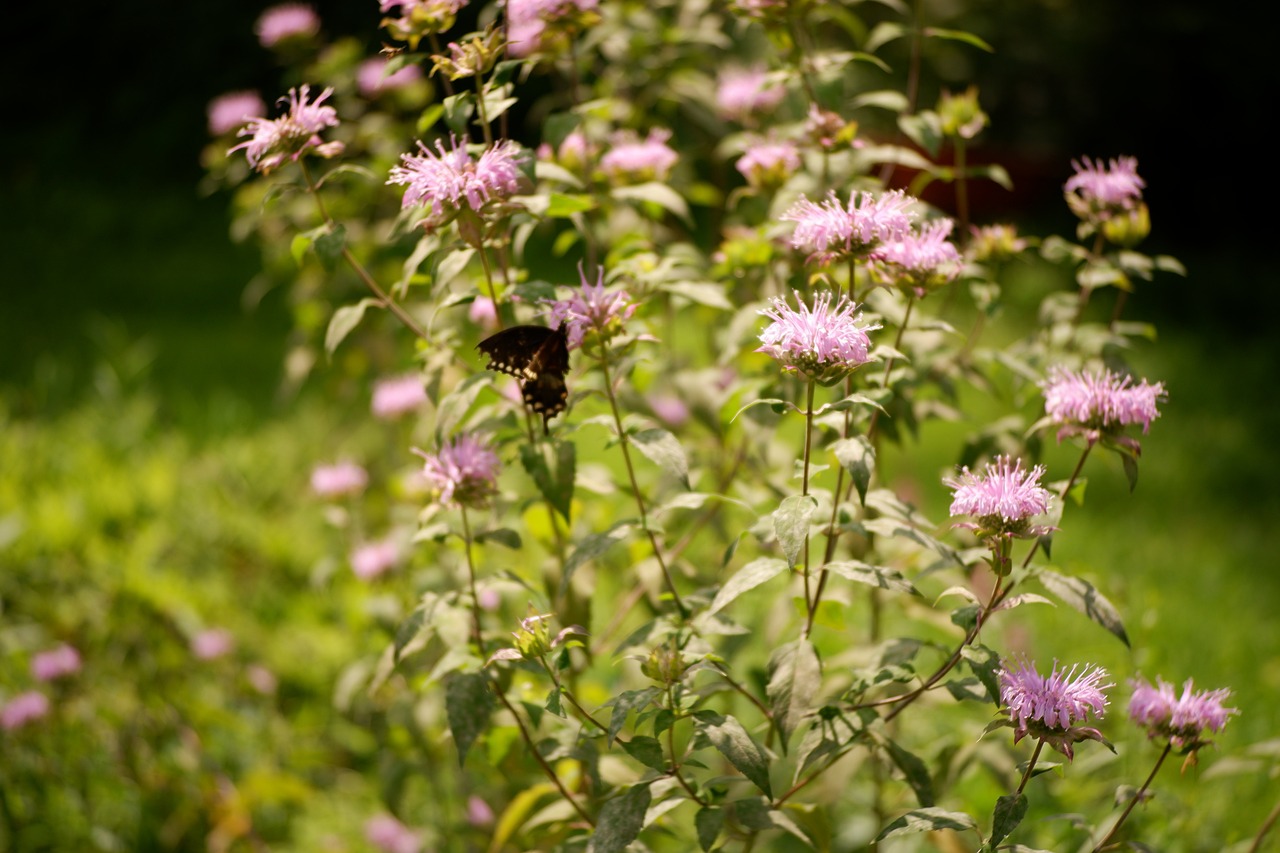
[521,371,569,430]
[476,324,571,431]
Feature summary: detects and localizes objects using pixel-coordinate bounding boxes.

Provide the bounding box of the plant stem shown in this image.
[1249,796,1280,853]
[1014,738,1046,795]
[801,378,816,614]
[492,687,594,826]
[865,292,916,445]
[459,506,484,653]
[1090,740,1171,852]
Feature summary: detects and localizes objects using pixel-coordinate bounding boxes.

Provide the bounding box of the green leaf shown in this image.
[822,561,919,595]
[695,807,723,852]
[587,783,652,853]
[875,807,977,841]
[475,527,521,550]
[546,192,597,217]
[696,712,773,797]
[832,436,875,505]
[324,298,381,357]
[658,280,733,310]
[621,735,666,771]
[314,223,346,271]
[885,740,934,807]
[766,639,821,748]
[922,26,994,52]
[631,428,689,488]
[612,181,691,225]
[436,372,489,438]
[559,521,632,596]
[442,91,475,135]
[989,793,1028,848]
[603,687,661,745]
[519,439,576,523]
[731,798,810,844]
[961,644,1001,703]
[1036,569,1130,646]
[445,672,494,766]
[709,557,789,615]
[773,495,817,569]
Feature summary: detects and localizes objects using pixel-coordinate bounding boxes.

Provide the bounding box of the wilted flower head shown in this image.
[351,538,401,580]
[544,265,637,350]
[876,218,963,294]
[311,461,368,498]
[414,433,500,507]
[365,813,422,853]
[805,104,859,150]
[1,691,49,731]
[207,90,267,136]
[600,129,678,184]
[357,58,424,97]
[507,0,599,57]
[999,657,1112,759]
[716,66,785,120]
[736,140,800,190]
[192,628,234,661]
[757,290,880,383]
[31,644,82,682]
[1129,676,1238,752]
[782,189,916,262]
[229,84,342,173]
[388,136,525,226]
[1041,367,1166,443]
[968,223,1028,263]
[946,456,1052,540]
[255,3,320,47]
[372,374,428,419]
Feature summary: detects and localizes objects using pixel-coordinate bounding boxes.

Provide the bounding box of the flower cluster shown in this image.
[1041,366,1166,442]
[600,129,678,184]
[782,189,915,261]
[967,223,1028,263]
[229,85,342,173]
[756,290,879,383]
[192,628,235,661]
[946,456,1052,540]
[1129,676,1238,752]
[507,0,600,58]
[876,218,963,294]
[380,0,469,46]
[999,657,1112,759]
[414,434,500,508]
[388,137,525,227]
[716,66,785,121]
[207,90,267,136]
[544,266,637,350]
[371,374,428,419]
[255,3,320,48]
[735,140,800,190]
[311,461,368,498]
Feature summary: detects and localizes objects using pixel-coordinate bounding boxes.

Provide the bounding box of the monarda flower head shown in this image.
[1041,366,1166,445]
[735,140,800,190]
[543,265,637,350]
[255,3,320,48]
[1129,676,1238,754]
[207,90,267,136]
[380,0,469,47]
[414,433,500,508]
[875,218,963,295]
[506,0,600,58]
[600,129,678,184]
[1065,156,1149,244]
[229,84,342,173]
[757,290,879,384]
[371,374,428,419]
[716,66,786,121]
[946,456,1052,541]
[781,189,916,263]
[388,136,526,227]
[998,657,1112,760]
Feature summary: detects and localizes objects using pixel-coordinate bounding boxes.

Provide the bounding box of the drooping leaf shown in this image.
[631,428,690,488]
[695,807,723,852]
[731,797,811,845]
[961,644,1001,703]
[766,639,821,748]
[709,557,789,615]
[475,527,521,550]
[1036,569,1130,646]
[313,223,346,270]
[822,561,919,595]
[773,495,817,569]
[587,783,652,853]
[832,436,876,504]
[621,736,666,772]
[559,521,633,596]
[696,712,773,797]
[519,439,576,523]
[875,807,977,841]
[602,687,661,745]
[324,298,381,356]
[445,671,494,765]
[989,793,1028,848]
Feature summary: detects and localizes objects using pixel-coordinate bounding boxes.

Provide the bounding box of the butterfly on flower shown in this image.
[476,324,570,433]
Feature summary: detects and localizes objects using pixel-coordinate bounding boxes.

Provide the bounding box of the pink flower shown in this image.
[716,66,785,120]
[372,374,428,419]
[1129,676,1238,751]
[255,3,321,47]
[1065,155,1144,211]
[466,795,495,827]
[388,136,526,224]
[469,296,499,330]
[351,539,401,580]
[207,90,267,136]
[414,434,500,507]
[600,129,678,184]
[999,658,1112,759]
[877,219,962,292]
[735,140,800,189]
[357,58,424,97]
[543,265,637,350]
[506,0,598,56]
[31,644,82,682]
[310,461,368,498]
[946,456,1051,538]
[1041,367,1166,441]
[648,394,689,427]
[781,189,916,261]
[365,813,422,853]
[247,665,278,695]
[191,628,234,661]
[229,85,342,173]
[1,691,50,731]
[756,290,879,383]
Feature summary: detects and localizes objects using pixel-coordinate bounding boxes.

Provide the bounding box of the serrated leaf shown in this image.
[989,793,1028,848]
[446,671,494,765]
[885,740,934,807]
[773,495,817,569]
[519,439,576,523]
[767,640,821,749]
[1036,569,1130,646]
[709,557,789,615]
[822,561,918,595]
[631,428,689,488]
[695,807,723,852]
[603,687,661,745]
[587,783,652,853]
[621,735,666,771]
[324,298,381,356]
[475,527,521,550]
[832,436,876,504]
[875,807,977,841]
[961,645,1001,702]
[697,712,773,797]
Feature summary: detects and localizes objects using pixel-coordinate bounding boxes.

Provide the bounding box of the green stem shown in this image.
[1014,738,1046,796]
[1090,741,1172,852]
[492,687,594,826]
[954,138,970,242]
[665,683,709,807]
[801,378,816,613]
[1249,796,1280,853]
[459,506,484,653]
[865,292,916,445]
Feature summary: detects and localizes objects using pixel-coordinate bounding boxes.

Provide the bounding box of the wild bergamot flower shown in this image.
[757,290,879,383]
[1129,676,1238,753]
[229,84,342,173]
[999,657,1112,760]
[1041,366,1166,442]
[414,434,500,508]
[388,136,525,226]
[946,456,1052,540]
[781,189,915,261]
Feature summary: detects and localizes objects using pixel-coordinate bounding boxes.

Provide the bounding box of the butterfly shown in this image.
[476,324,570,433]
